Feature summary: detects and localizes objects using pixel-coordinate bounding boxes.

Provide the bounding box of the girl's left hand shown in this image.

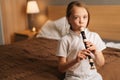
[85,41,97,53]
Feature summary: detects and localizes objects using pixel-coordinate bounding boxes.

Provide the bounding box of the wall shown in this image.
[0,0,28,44]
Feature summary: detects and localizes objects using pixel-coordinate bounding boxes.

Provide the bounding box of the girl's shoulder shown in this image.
[61,33,71,40]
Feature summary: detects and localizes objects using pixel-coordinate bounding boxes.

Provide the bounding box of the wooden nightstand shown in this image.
[14,30,37,42]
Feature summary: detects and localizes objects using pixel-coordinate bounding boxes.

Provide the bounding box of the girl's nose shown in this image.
[79,18,83,23]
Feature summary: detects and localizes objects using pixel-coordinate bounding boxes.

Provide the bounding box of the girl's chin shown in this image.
[79,26,85,29]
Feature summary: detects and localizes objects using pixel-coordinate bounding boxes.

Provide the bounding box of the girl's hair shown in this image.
[66,1,90,27]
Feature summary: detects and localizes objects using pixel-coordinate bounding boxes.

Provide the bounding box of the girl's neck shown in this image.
[73,30,81,35]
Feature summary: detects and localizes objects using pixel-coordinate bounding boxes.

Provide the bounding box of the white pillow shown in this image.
[106,42,120,49]
[53,17,70,37]
[36,20,61,40]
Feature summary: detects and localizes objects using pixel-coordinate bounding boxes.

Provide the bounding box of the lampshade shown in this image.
[26,1,40,14]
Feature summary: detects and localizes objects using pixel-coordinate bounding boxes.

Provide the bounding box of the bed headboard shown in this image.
[47,5,120,41]
[48,6,66,20]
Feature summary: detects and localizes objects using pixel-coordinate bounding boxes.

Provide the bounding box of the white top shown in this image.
[56,29,106,80]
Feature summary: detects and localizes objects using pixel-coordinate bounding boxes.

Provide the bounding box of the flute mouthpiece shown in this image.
[81,27,85,31]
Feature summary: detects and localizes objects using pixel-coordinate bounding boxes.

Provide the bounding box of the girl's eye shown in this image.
[73,16,79,19]
[83,15,88,19]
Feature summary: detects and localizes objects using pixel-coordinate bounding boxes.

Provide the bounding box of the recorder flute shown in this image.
[80,28,95,69]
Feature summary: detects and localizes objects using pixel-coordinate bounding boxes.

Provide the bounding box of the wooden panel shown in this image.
[88,5,120,41]
[48,5,120,41]
[1,0,27,44]
[48,6,66,20]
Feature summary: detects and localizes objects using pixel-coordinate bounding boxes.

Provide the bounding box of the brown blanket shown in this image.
[0,37,119,80]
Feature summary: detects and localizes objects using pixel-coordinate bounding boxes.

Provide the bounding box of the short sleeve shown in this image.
[94,33,106,51]
[56,38,68,57]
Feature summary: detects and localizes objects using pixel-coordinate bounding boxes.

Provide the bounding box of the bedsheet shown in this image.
[0,37,119,80]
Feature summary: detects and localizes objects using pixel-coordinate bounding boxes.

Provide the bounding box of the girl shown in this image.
[56,1,106,80]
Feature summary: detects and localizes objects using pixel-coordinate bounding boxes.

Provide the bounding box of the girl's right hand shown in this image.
[76,49,90,62]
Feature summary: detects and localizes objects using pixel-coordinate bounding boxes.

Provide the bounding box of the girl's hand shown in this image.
[76,49,91,62]
[85,41,97,54]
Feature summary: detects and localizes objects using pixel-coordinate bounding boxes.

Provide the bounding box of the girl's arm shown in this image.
[58,57,78,73]
[94,51,105,66]
[58,50,90,73]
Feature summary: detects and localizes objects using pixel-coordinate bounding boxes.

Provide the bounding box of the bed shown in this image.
[0,5,120,80]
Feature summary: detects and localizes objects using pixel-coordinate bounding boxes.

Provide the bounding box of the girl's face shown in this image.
[68,6,88,31]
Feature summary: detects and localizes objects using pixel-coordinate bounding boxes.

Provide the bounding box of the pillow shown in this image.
[53,17,70,37]
[36,20,61,40]
[106,42,120,49]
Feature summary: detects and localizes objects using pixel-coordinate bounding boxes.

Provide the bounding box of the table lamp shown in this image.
[26,0,40,32]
